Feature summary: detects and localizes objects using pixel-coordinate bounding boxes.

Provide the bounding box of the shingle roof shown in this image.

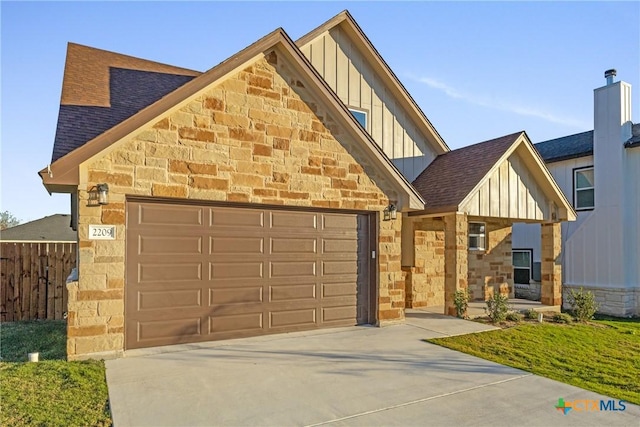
[625,123,640,148]
[412,132,523,211]
[534,130,593,163]
[0,214,76,242]
[52,68,196,161]
[51,43,201,162]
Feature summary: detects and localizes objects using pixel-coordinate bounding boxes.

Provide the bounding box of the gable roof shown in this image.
[534,130,593,163]
[297,10,450,155]
[40,28,425,210]
[412,132,522,211]
[0,214,75,242]
[412,131,576,221]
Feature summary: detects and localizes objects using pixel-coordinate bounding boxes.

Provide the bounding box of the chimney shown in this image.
[604,68,617,85]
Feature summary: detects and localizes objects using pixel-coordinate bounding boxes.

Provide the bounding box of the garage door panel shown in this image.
[209,287,263,305]
[137,318,201,342]
[209,312,263,334]
[269,283,316,301]
[209,262,264,279]
[210,208,264,227]
[210,237,264,254]
[139,263,202,282]
[270,261,316,278]
[137,204,204,226]
[138,289,202,311]
[126,201,371,350]
[138,235,203,255]
[270,237,317,254]
[270,309,316,327]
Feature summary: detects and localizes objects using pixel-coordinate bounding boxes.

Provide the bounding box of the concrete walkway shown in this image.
[106,317,638,427]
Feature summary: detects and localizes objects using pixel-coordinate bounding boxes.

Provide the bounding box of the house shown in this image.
[513,70,640,317]
[39,11,574,360]
[0,214,76,242]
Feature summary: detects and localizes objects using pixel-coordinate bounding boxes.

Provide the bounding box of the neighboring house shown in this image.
[0,214,76,242]
[39,11,574,360]
[513,71,639,317]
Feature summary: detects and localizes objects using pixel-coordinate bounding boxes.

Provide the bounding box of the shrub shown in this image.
[525,309,539,320]
[453,289,469,319]
[506,311,522,322]
[485,293,510,323]
[568,287,599,322]
[553,312,573,324]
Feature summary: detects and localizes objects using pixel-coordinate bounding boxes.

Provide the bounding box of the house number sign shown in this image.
[89,225,116,240]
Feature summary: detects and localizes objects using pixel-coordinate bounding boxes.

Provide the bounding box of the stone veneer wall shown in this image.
[404,217,445,308]
[562,284,640,317]
[467,219,513,301]
[67,50,405,359]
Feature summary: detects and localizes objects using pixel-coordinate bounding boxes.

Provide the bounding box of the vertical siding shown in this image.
[460,152,550,221]
[300,27,437,181]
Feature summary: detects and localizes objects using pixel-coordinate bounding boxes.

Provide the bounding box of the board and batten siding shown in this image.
[300,26,437,182]
[513,156,593,264]
[460,151,550,221]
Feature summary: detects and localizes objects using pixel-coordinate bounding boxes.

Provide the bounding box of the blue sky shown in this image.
[1,1,639,223]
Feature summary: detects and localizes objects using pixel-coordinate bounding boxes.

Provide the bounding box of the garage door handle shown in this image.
[371,250,376,259]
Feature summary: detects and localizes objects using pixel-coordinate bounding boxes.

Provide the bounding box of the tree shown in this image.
[0,211,20,230]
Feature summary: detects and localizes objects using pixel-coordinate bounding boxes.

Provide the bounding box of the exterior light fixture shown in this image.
[383,204,397,221]
[96,183,109,205]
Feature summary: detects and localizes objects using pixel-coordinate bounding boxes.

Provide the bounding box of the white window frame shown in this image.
[348,108,367,130]
[573,166,594,211]
[512,249,532,285]
[468,222,486,251]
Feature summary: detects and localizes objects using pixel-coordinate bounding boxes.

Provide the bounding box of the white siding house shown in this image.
[513,71,640,316]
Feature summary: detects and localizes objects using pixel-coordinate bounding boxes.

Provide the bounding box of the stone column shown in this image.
[444,213,468,316]
[541,222,562,306]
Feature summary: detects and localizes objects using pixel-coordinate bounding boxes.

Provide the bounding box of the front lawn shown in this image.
[0,320,112,427]
[428,317,640,405]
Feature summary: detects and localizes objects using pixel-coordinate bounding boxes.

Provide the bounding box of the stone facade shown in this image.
[404,217,445,308]
[467,219,513,301]
[562,284,640,317]
[444,213,468,315]
[67,50,405,359]
[540,223,562,306]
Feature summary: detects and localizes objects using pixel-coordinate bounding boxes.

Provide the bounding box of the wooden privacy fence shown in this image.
[1,242,77,322]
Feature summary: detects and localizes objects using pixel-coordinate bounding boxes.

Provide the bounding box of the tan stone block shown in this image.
[135,166,167,182]
[203,96,225,110]
[266,125,293,138]
[98,300,124,316]
[88,171,133,187]
[178,127,216,142]
[252,188,277,197]
[248,109,289,127]
[247,74,273,89]
[75,334,124,355]
[273,138,290,150]
[211,111,249,128]
[279,190,308,200]
[237,161,271,175]
[228,193,250,202]
[77,316,108,327]
[153,118,170,130]
[229,128,264,143]
[145,143,189,160]
[231,174,264,187]
[331,178,357,190]
[229,147,252,161]
[150,183,187,198]
[190,176,229,190]
[68,325,107,338]
[247,86,280,100]
[77,289,124,301]
[272,172,290,184]
[301,166,321,175]
[136,129,157,142]
[253,144,272,157]
[101,210,125,225]
[80,274,107,291]
[108,278,124,289]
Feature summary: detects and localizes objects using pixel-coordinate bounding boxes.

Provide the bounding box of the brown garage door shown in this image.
[125,200,373,350]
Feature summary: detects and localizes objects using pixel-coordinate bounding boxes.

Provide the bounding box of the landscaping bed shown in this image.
[0,320,112,427]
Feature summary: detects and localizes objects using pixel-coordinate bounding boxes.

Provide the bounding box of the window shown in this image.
[574,167,594,210]
[349,109,367,129]
[468,222,485,250]
[512,249,532,284]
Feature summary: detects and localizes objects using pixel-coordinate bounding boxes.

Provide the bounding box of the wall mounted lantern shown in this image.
[88,183,110,206]
[383,203,397,221]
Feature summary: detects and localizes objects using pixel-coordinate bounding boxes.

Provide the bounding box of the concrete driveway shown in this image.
[106,314,639,426]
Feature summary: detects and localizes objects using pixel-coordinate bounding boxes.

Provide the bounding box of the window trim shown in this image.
[572,166,594,211]
[348,107,368,131]
[512,248,533,285]
[468,221,486,251]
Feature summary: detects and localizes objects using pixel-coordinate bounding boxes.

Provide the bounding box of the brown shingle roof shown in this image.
[61,43,201,107]
[412,132,523,211]
[0,214,75,242]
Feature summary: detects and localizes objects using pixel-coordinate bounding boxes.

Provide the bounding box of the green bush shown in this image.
[485,293,510,323]
[553,312,573,324]
[453,289,469,319]
[525,309,539,320]
[506,311,522,322]
[568,287,599,322]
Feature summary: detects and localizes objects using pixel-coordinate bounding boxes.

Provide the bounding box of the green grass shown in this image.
[0,320,112,427]
[428,317,640,405]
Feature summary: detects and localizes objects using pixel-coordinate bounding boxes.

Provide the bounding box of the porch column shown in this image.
[444,212,468,316]
[541,222,562,306]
